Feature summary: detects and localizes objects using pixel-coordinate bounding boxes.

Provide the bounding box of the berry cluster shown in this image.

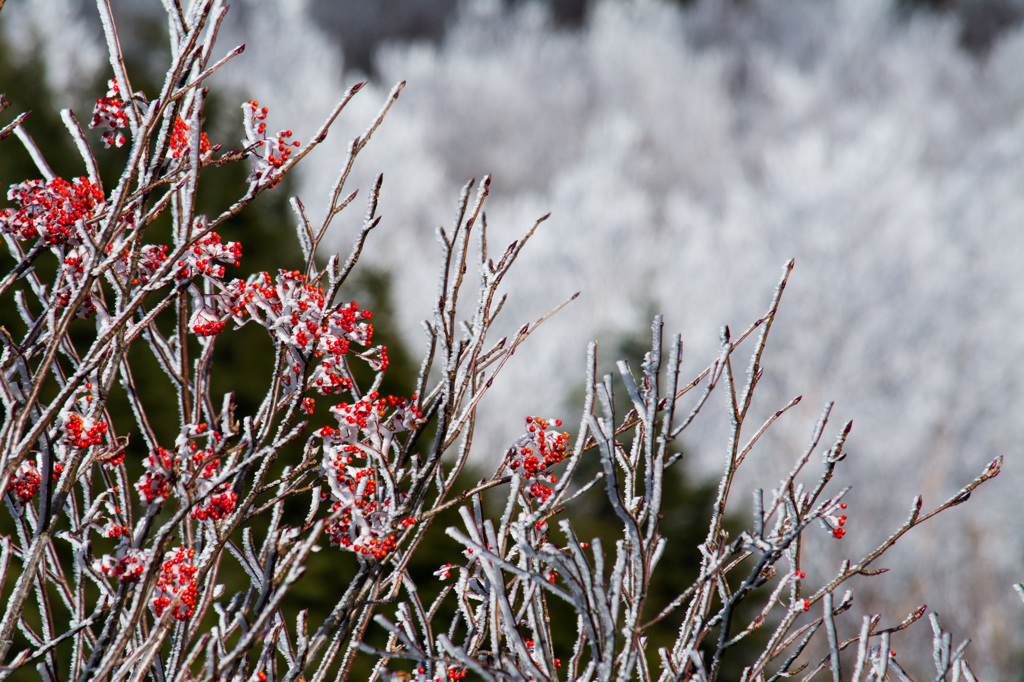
[53,284,99,319]
[317,394,423,559]
[93,547,150,584]
[10,459,42,506]
[137,446,175,505]
[242,100,300,188]
[152,547,199,621]
[169,116,212,159]
[63,412,109,449]
[188,453,238,522]
[135,424,235,521]
[823,501,849,540]
[174,229,242,281]
[108,224,237,292]
[507,416,570,503]
[321,394,421,446]
[319,459,416,558]
[109,243,164,288]
[0,175,106,317]
[189,305,226,337]
[89,78,129,148]
[197,270,385,395]
[249,271,371,352]
[190,481,238,522]
[323,486,416,559]
[100,501,131,538]
[56,246,103,318]
[0,177,104,246]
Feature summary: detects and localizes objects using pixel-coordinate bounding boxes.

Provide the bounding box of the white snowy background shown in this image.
[3,0,1023,675]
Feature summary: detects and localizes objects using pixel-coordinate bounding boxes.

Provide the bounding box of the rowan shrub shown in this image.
[0,2,1004,680]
